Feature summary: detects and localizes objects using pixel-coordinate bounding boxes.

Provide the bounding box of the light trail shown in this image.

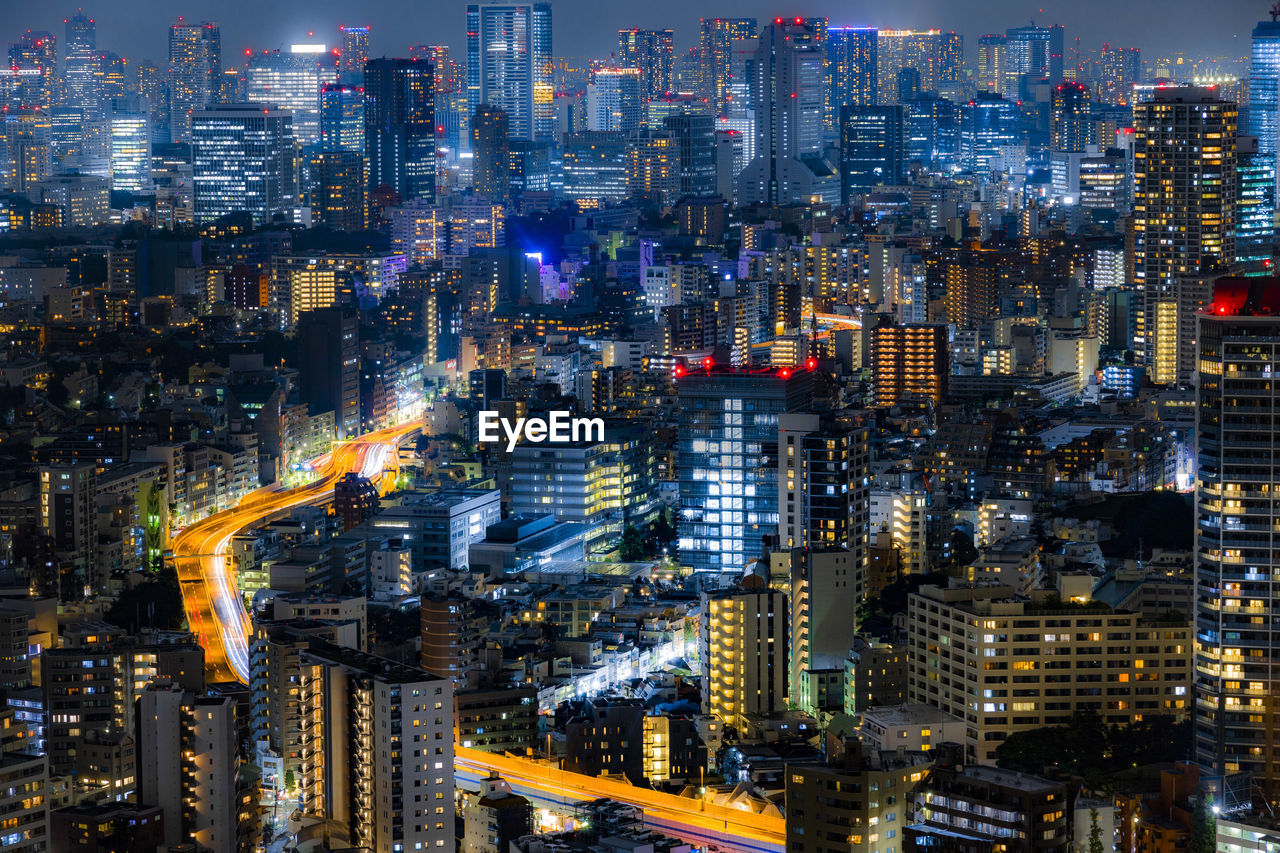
[455,747,785,853]
[171,422,421,683]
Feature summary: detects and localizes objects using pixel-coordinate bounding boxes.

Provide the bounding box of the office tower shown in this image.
[906,94,958,166]
[7,30,57,109]
[627,128,677,204]
[699,17,756,114]
[472,103,510,204]
[363,58,435,202]
[466,1,553,141]
[869,322,948,408]
[617,28,675,100]
[191,104,295,224]
[1099,43,1141,105]
[561,130,629,207]
[137,685,243,853]
[3,110,54,194]
[1194,278,1280,797]
[39,462,96,592]
[168,19,221,143]
[508,137,550,201]
[109,108,152,193]
[419,44,468,156]
[839,104,905,201]
[1133,88,1237,382]
[62,10,97,111]
[308,151,367,232]
[676,365,814,573]
[1251,17,1280,194]
[737,20,833,206]
[977,34,1009,95]
[1236,135,1276,272]
[1005,24,1064,83]
[958,92,1019,172]
[828,27,878,114]
[663,112,717,199]
[876,29,951,103]
[297,641,455,853]
[297,306,360,440]
[245,49,334,146]
[1050,80,1090,151]
[320,83,365,153]
[0,710,48,853]
[700,580,787,729]
[587,68,642,134]
[339,24,370,85]
[909,585,1191,764]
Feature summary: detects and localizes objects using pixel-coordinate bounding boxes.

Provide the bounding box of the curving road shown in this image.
[171,422,421,683]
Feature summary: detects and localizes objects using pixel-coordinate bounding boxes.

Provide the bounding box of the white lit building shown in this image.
[109,109,152,193]
[191,103,295,224]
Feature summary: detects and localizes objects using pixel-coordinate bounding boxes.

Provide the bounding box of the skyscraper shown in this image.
[737,19,835,206]
[1251,16,1280,195]
[876,29,950,103]
[319,83,365,153]
[363,58,435,202]
[62,10,97,111]
[676,364,815,573]
[1193,277,1280,799]
[828,27,878,112]
[958,92,1019,173]
[1235,135,1276,272]
[617,29,675,100]
[471,103,510,204]
[167,19,221,143]
[1099,43,1141,105]
[976,34,1009,95]
[7,30,57,110]
[699,17,756,115]
[663,112,717,199]
[869,321,949,407]
[465,1,553,141]
[1005,24,1064,84]
[586,68,642,134]
[190,104,295,224]
[308,150,367,232]
[1050,80,1090,152]
[109,107,151,193]
[339,24,370,85]
[297,306,360,440]
[839,104,905,201]
[1133,88,1237,383]
[245,49,335,146]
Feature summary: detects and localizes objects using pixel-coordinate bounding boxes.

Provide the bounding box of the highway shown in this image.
[171,422,421,683]
[455,747,785,853]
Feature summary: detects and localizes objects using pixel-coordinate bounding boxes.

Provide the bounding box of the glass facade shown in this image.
[677,367,813,573]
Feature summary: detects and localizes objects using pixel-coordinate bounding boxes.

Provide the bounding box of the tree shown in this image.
[1189,796,1216,853]
[284,768,296,791]
[1088,807,1104,853]
[619,524,645,562]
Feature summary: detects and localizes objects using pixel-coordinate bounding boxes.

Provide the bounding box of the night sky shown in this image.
[0,0,1264,69]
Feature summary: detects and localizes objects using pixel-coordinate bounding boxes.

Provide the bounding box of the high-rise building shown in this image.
[168,19,221,143]
[6,30,57,110]
[472,104,510,204]
[877,29,953,103]
[339,25,370,85]
[676,365,815,573]
[137,684,244,853]
[363,58,435,202]
[1099,43,1141,105]
[617,29,675,100]
[308,150,367,232]
[839,104,905,201]
[1250,17,1280,194]
[737,20,835,206]
[1194,277,1280,798]
[1236,135,1276,273]
[0,710,48,853]
[958,91,1019,172]
[39,462,96,589]
[319,83,365,153]
[109,108,152,193]
[297,641,455,853]
[297,306,360,439]
[62,10,97,112]
[701,580,787,729]
[828,27,878,112]
[466,1,553,141]
[1005,24,1064,85]
[587,68,642,134]
[1133,88,1237,382]
[663,112,717,199]
[1050,80,1090,152]
[191,104,294,224]
[976,34,1009,95]
[419,44,468,156]
[561,130,629,207]
[3,109,54,195]
[699,17,756,115]
[869,321,948,408]
[245,49,334,146]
